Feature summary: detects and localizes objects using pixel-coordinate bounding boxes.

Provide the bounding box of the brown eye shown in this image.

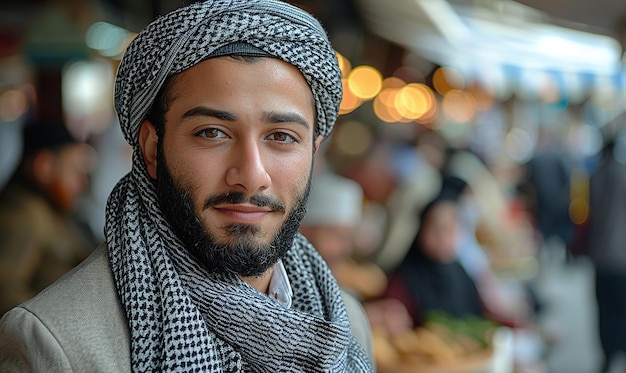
[267,132,297,143]
[196,128,226,139]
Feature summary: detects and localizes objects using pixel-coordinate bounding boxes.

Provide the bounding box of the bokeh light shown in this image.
[348,65,383,100]
[336,51,352,78]
[395,83,433,120]
[62,59,114,136]
[86,22,134,58]
[333,120,373,156]
[433,66,465,95]
[569,169,589,224]
[569,197,589,225]
[442,89,477,123]
[382,76,406,90]
[373,90,404,123]
[339,78,363,115]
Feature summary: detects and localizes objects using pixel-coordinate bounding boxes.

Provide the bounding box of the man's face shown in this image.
[300,224,355,267]
[44,143,95,213]
[146,57,321,277]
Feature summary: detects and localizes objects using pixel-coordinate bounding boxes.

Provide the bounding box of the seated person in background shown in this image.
[384,195,486,327]
[439,175,528,324]
[300,170,413,356]
[300,171,387,301]
[0,120,95,315]
[374,179,545,371]
[384,188,537,329]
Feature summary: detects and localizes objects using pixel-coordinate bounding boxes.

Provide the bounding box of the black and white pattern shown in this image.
[114,0,342,147]
[106,0,370,371]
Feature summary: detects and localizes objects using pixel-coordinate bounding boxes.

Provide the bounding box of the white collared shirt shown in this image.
[268,259,293,308]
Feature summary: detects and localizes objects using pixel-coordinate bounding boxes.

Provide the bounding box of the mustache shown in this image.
[203,191,286,213]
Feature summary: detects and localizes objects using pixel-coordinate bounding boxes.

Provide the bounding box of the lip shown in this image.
[213,204,273,224]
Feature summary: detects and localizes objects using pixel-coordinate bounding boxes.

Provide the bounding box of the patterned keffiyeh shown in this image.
[105,0,371,371]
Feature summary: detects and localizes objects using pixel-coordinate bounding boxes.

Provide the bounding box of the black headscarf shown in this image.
[392,195,484,326]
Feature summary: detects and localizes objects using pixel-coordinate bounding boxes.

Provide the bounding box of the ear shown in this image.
[138,120,159,180]
[313,135,323,155]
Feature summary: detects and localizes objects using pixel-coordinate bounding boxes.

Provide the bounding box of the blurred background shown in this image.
[2,0,626,372]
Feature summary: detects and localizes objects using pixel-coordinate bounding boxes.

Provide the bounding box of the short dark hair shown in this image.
[22,120,79,157]
[145,75,174,137]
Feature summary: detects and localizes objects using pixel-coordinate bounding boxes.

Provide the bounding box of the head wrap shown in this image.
[114,0,342,145]
[105,1,370,371]
[304,172,364,226]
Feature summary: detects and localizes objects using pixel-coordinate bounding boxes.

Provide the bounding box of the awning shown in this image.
[353,0,625,100]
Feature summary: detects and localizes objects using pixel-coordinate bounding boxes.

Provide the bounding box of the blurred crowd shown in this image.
[297,108,626,372]
[301,126,549,372]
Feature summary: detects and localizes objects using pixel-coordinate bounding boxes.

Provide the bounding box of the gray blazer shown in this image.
[0,244,374,372]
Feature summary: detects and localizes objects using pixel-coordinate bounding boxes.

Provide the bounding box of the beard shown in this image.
[155,148,311,278]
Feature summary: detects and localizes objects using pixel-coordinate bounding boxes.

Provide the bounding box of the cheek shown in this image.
[437,230,459,260]
[266,152,312,196]
[164,148,223,204]
[420,233,437,255]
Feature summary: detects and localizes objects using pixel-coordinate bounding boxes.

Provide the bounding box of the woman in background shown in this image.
[383,195,484,326]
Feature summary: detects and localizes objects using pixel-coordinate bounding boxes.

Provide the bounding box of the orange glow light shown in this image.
[348,65,383,100]
[373,94,403,123]
[340,78,362,115]
[442,89,476,123]
[335,51,352,78]
[433,66,465,95]
[395,83,433,120]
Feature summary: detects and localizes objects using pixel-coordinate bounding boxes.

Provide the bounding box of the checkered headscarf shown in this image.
[106,0,370,371]
[114,0,342,146]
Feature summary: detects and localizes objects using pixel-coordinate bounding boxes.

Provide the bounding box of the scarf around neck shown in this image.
[107,167,370,371]
[105,0,370,371]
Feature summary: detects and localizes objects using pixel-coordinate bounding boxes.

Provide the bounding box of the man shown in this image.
[587,137,626,373]
[0,120,95,315]
[0,1,373,372]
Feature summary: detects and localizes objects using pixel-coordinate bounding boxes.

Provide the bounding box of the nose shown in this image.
[225,138,271,192]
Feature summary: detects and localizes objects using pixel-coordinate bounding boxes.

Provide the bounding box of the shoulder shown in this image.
[0,185,47,228]
[0,243,131,372]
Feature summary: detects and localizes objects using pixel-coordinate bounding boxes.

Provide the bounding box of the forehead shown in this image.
[161,57,316,129]
[54,143,96,169]
[158,57,316,139]
[169,57,313,101]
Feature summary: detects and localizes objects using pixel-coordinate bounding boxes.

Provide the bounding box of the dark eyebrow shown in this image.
[182,106,237,121]
[262,111,310,129]
[181,106,310,129]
